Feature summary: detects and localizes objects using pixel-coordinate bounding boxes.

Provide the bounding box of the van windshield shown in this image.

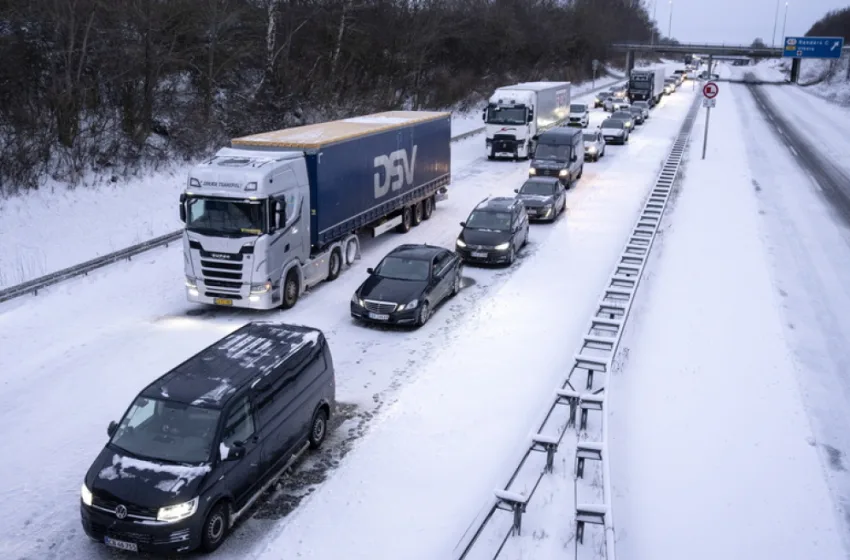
[534,143,571,162]
[110,397,221,464]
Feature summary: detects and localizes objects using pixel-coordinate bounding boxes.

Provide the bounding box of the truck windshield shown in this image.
[110,397,220,464]
[486,106,527,125]
[186,196,266,236]
[630,80,650,90]
[534,144,571,162]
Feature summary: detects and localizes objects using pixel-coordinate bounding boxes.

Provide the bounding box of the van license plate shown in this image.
[471,252,488,258]
[368,313,389,320]
[105,537,138,552]
[214,298,233,306]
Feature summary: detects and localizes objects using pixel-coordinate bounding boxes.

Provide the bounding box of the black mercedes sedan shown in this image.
[350,244,463,327]
[455,196,529,265]
[514,177,566,222]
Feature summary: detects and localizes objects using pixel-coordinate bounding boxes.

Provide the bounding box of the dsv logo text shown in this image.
[373,146,417,198]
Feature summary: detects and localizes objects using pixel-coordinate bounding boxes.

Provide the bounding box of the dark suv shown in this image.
[455,197,529,265]
[80,322,335,554]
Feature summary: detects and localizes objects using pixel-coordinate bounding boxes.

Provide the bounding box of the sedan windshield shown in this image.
[583,133,598,142]
[520,180,557,196]
[187,196,266,236]
[612,112,631,121]
[110,397,220,464]
[374,256,431,281]
[486,106,527,125]
[466,210,512,231]
[534,144,571,162]
[601,120,624,129]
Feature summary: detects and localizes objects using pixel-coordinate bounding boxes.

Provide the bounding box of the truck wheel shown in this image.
[280,270,299,309]
[395,206,413,233]
[412,201,423,226]
[422,196,434,220]
[327,248,342,281]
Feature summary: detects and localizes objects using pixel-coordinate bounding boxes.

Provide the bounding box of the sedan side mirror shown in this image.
[513,188,519,193]
[107,421,118,438]
[459,221,466,228]
[366,267,374,274]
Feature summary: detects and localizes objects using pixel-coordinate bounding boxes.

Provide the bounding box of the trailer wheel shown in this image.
[280,269,300,309]
[412,201,424,226]
[344,237,358,265]
[422,196,434,220]
[395,206,413,233]
[327,248,342,281]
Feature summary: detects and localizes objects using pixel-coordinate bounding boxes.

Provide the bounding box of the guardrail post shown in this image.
[531,433,559,473]
[493,489,529,536]
[575,442,604,479]
[556,388,580,427]
[579,393,604,432]
[575,504,607,545]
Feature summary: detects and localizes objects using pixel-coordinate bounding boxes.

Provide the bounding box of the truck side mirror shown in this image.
[274,200,286,229]
[482,110,486,121]
[179,193,186,223]
[526,111,533,123]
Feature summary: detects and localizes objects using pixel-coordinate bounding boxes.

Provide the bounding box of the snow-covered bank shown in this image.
[0,75,623,289]
[608,75,846,558]
[758,57,850,105]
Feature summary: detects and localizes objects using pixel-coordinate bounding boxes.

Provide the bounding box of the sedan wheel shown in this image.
[417,301,431,326]
[451,269,462,296]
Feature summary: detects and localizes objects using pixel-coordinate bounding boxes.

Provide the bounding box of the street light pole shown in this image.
[781,2,789,43]
[651,0,658,44]
[667,0,673,38]
[771,0,780,47]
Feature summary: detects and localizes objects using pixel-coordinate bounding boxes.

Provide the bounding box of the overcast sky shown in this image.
[646,0,848,45]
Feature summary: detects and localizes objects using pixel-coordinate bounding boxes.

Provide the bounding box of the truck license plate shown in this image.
[214,298,233,306]
[368,313,389,320]
[471,252,488,258]
[105,537,138,552]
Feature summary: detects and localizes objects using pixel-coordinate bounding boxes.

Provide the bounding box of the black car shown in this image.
[514,177,566,222]
[350,244,463,327]
[455,197,529,265]
[80,322,335,554]
[610,110,634,131]
[628,106,645,125]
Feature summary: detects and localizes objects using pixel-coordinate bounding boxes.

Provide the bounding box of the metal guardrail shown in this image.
[0,78,629,306]
[453,92,702,560]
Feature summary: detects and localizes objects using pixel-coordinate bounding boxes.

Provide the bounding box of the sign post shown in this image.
[701,81,719,160]
[592,59,600,89]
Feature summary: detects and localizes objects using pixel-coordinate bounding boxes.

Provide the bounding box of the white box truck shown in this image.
[628,66,666,106]
[483,82,570,160]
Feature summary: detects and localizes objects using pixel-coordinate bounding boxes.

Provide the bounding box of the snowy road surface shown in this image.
[247,87,698,560]
[0,82,677,559]
[0,76,624,288]
[609,65,848,559]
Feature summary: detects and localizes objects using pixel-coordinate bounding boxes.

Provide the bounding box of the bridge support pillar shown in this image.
[626,50,635,75]
[790,58,800,83]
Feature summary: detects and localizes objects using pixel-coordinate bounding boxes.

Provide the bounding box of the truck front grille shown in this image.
[364,300,398,314]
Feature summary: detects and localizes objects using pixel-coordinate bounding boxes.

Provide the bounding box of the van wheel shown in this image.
[200,502,229,553]
[412,201,424,226]
[280,270,299,309]
[396,206,413,233]
[422,196,434,220]
[309,408,329,449]
[327,248,342,281]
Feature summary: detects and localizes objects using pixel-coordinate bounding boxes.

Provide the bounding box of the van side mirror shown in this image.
[179,193,186,223]
[513,188,519,193]
[222,441,246,461]
[459,221,466,228]
[571,155,577,162]
[107,421,118,438]
[366,267,374,275]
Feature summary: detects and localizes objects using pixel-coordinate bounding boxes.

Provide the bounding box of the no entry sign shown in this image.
[703,82,719,99]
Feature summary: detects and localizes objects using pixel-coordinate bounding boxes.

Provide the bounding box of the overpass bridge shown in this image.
[610,41,850,83]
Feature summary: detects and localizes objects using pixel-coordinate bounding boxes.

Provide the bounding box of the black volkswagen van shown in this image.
[80,322,335,554]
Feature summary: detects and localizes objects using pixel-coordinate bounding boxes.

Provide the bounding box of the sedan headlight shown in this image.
[625,121,632,127]
[494,242,510,251]
[157,497,199,523]
[397,299,419,311]
[456,238,467,248]
[351,293,364,306]
[81,483,93,506]
[587,146,597,153]
[543,204,553,211]
[528,168,537,176]
[559,169,568,177]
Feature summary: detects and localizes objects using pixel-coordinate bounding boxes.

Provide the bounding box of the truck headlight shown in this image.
[81,483,93,506]
[250,281,272,294]
[185,277,197,289]
[456,238,467,248]
[494,242,510,251]
[157,497,199,523]
[528,168,537,176]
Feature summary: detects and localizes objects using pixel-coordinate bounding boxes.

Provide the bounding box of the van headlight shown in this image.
[81,483,93,506]
[528,168,537,176]
[157,497,199,523]
[559,169,568,177]
[494,242,510,251]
